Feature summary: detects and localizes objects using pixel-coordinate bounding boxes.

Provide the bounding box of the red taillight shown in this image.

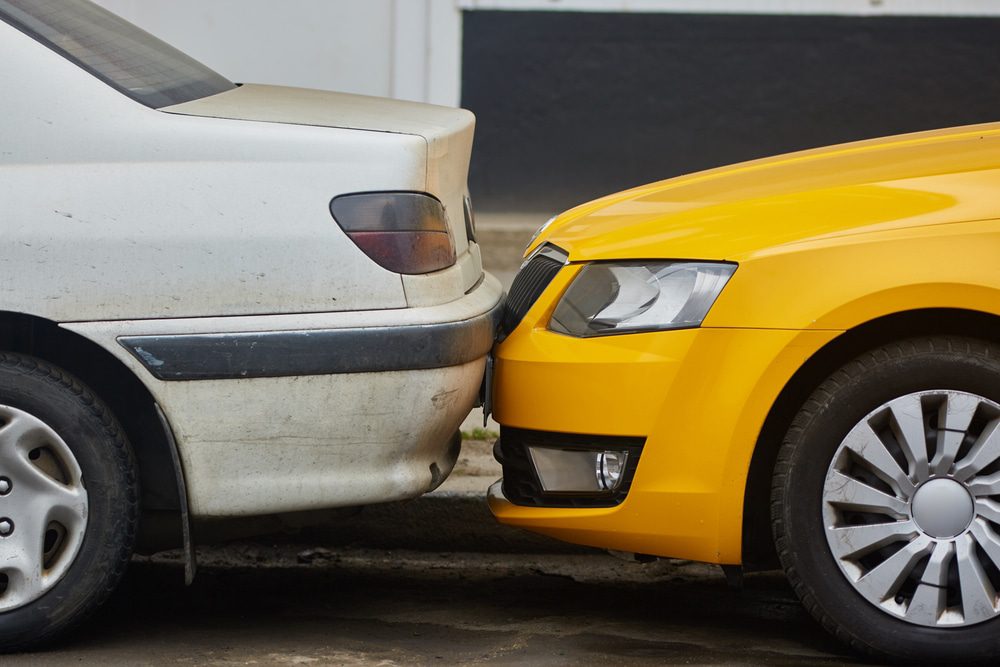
[330,192,456,275]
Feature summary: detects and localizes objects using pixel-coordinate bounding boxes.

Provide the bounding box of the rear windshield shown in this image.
[0,0,235,108]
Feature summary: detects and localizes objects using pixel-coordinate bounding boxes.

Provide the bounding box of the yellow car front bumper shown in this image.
[490,322,838,564]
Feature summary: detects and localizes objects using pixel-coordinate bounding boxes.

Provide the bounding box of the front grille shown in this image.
[496,427,645,508]
[499,244,568,338]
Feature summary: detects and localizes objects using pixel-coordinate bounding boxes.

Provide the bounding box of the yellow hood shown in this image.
[536,122,1000,262]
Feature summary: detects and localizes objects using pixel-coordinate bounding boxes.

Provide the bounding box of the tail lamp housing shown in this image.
[330,192,456,275]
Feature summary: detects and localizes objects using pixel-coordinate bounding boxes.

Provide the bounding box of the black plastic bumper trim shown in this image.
[120,299,503,381]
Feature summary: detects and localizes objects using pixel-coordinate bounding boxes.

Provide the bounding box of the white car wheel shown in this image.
[0,354,137,652]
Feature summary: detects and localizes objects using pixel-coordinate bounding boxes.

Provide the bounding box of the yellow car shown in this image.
[489,122,1000,661]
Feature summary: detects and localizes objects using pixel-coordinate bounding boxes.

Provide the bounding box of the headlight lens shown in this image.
[549,261,736,337]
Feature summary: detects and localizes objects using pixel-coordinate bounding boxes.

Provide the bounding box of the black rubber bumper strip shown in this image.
[119,299,503,381]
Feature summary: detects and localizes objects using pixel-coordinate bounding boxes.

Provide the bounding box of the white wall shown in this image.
[93,0,1000,110]
[93,0,463,106]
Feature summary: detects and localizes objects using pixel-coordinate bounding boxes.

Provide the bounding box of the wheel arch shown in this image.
[742,307,1000,571]
[0,310,185,552]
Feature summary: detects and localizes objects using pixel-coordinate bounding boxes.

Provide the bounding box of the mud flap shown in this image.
[154,403,197,585]
[479,353,494,427]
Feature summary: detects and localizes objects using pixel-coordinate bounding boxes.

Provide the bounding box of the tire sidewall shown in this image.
[0,357,136,649]
[781,342,1000,661]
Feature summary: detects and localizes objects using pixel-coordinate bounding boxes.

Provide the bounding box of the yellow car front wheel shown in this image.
[773,336,1000,661]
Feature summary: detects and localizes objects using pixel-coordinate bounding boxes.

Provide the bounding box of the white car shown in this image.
[0,0,502,650]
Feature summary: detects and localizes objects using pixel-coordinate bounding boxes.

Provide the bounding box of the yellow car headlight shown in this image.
[549,261,736,337]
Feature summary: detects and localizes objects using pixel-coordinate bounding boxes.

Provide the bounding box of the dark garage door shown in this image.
[462,11,1000,212]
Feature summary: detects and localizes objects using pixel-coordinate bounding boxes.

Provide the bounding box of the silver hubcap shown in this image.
[0,405,88,611]
[823,390,1000,627]
[910,478,975,539]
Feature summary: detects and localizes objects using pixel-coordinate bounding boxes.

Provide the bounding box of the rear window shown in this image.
[0,0,235,108]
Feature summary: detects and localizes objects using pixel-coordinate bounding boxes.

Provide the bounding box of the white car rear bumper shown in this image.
[64,272,504,517]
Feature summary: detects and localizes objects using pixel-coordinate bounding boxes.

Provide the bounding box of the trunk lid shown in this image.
[163,85,480,301]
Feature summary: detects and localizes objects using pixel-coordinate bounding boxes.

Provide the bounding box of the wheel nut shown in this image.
[0,477,10,495]
[0,518,12,536]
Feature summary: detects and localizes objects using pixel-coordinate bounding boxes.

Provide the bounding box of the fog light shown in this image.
[527,446,630,493]
[596,451,627,491]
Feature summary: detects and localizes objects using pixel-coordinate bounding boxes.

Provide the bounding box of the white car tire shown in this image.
[0,353,137,652]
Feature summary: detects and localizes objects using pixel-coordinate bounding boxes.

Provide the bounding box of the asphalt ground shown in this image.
[8,548,869,666]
